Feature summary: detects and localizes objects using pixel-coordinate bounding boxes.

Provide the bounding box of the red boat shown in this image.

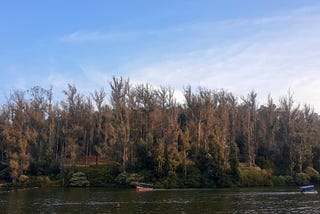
[136,185,153,192]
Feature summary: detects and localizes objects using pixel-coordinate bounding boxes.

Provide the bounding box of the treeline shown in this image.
[0,76,320,187]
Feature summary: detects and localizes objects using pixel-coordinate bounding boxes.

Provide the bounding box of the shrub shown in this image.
[115,172,143,187]
[18,175,29,183]
[80,165,119,187]
[273,176,286,186]
[28,157,60,177]
[304,167,320,183]
[182,166,202,188]
[69,172,90,187]
[239,165,274,187]
[294,173,310,186]
[156,172,179,188]
[282,175,295,185]
[28,176,54,187]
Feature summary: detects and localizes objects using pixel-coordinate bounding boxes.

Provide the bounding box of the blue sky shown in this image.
[1,0,320,112]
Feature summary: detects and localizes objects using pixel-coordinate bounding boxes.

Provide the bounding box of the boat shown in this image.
[135,183,154,192]
[300,185,318,194]
[136,186,153,192]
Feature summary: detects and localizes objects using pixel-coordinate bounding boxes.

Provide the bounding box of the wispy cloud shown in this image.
[127,6,320,111]
[59,31,137,43]
[31,5,320,112]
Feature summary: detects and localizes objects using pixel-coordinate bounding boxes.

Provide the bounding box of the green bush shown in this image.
[28,157,60,177]
[304,167,320,183]
[255,156,273,169]
[156,172,179,188]
[80,165,119,187]
[5,175,54,188]
[69,172,90,187]
[181,166,202,188]
[273,176,286,186]
[18,175,29,183]
[294,173,310,186]
[282,175,295,185]
[115,172,143,187]
[28,176,54,187]
[239,165,274,187]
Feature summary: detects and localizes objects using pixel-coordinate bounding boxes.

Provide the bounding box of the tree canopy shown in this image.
[1,77,320,187]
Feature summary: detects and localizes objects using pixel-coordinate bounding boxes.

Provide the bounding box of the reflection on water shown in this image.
[0,187,319,213]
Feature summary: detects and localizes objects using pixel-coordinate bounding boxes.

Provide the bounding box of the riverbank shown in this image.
[1,164,319,189]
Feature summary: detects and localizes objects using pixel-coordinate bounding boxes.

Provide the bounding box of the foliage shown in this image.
[294,173,310,186]
[0,167,12,182]
[68,172,90,187]
[0,79,320,188]
[282,175,295,186]
[18,174,29,183]
[4,175,54,188]
[304,166,320,183]
[115,172,143,187]
[229,142,240,184]
[156,172,179,188]
[178,165,202,188]
[27,176,54,187]
[28,158,60,177]
[79,165,120,187]
[239,165,274,187]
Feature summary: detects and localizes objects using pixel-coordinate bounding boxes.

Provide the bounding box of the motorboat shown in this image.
[136,185,153,192]
[135,183,154,192]
[300,185,318,194]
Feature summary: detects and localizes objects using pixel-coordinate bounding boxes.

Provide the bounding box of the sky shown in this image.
[1,0,320,112]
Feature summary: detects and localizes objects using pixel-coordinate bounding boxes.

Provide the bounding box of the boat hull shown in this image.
[136,186,153,192]
[300,185,318,194]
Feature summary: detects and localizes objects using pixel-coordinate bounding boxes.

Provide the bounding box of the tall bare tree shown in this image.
[109,77,131,172]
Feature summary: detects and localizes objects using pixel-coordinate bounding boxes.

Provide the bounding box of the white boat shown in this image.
[300,185,318,194]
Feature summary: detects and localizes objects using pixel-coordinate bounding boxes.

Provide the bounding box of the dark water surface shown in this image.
[0,187,319,213]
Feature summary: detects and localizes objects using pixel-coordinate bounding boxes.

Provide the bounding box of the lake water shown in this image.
[0,187,319,213]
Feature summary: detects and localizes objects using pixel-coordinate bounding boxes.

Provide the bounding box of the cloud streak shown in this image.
[4,5,319,112]
[125,6,320,111]
[59,31,138,43]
